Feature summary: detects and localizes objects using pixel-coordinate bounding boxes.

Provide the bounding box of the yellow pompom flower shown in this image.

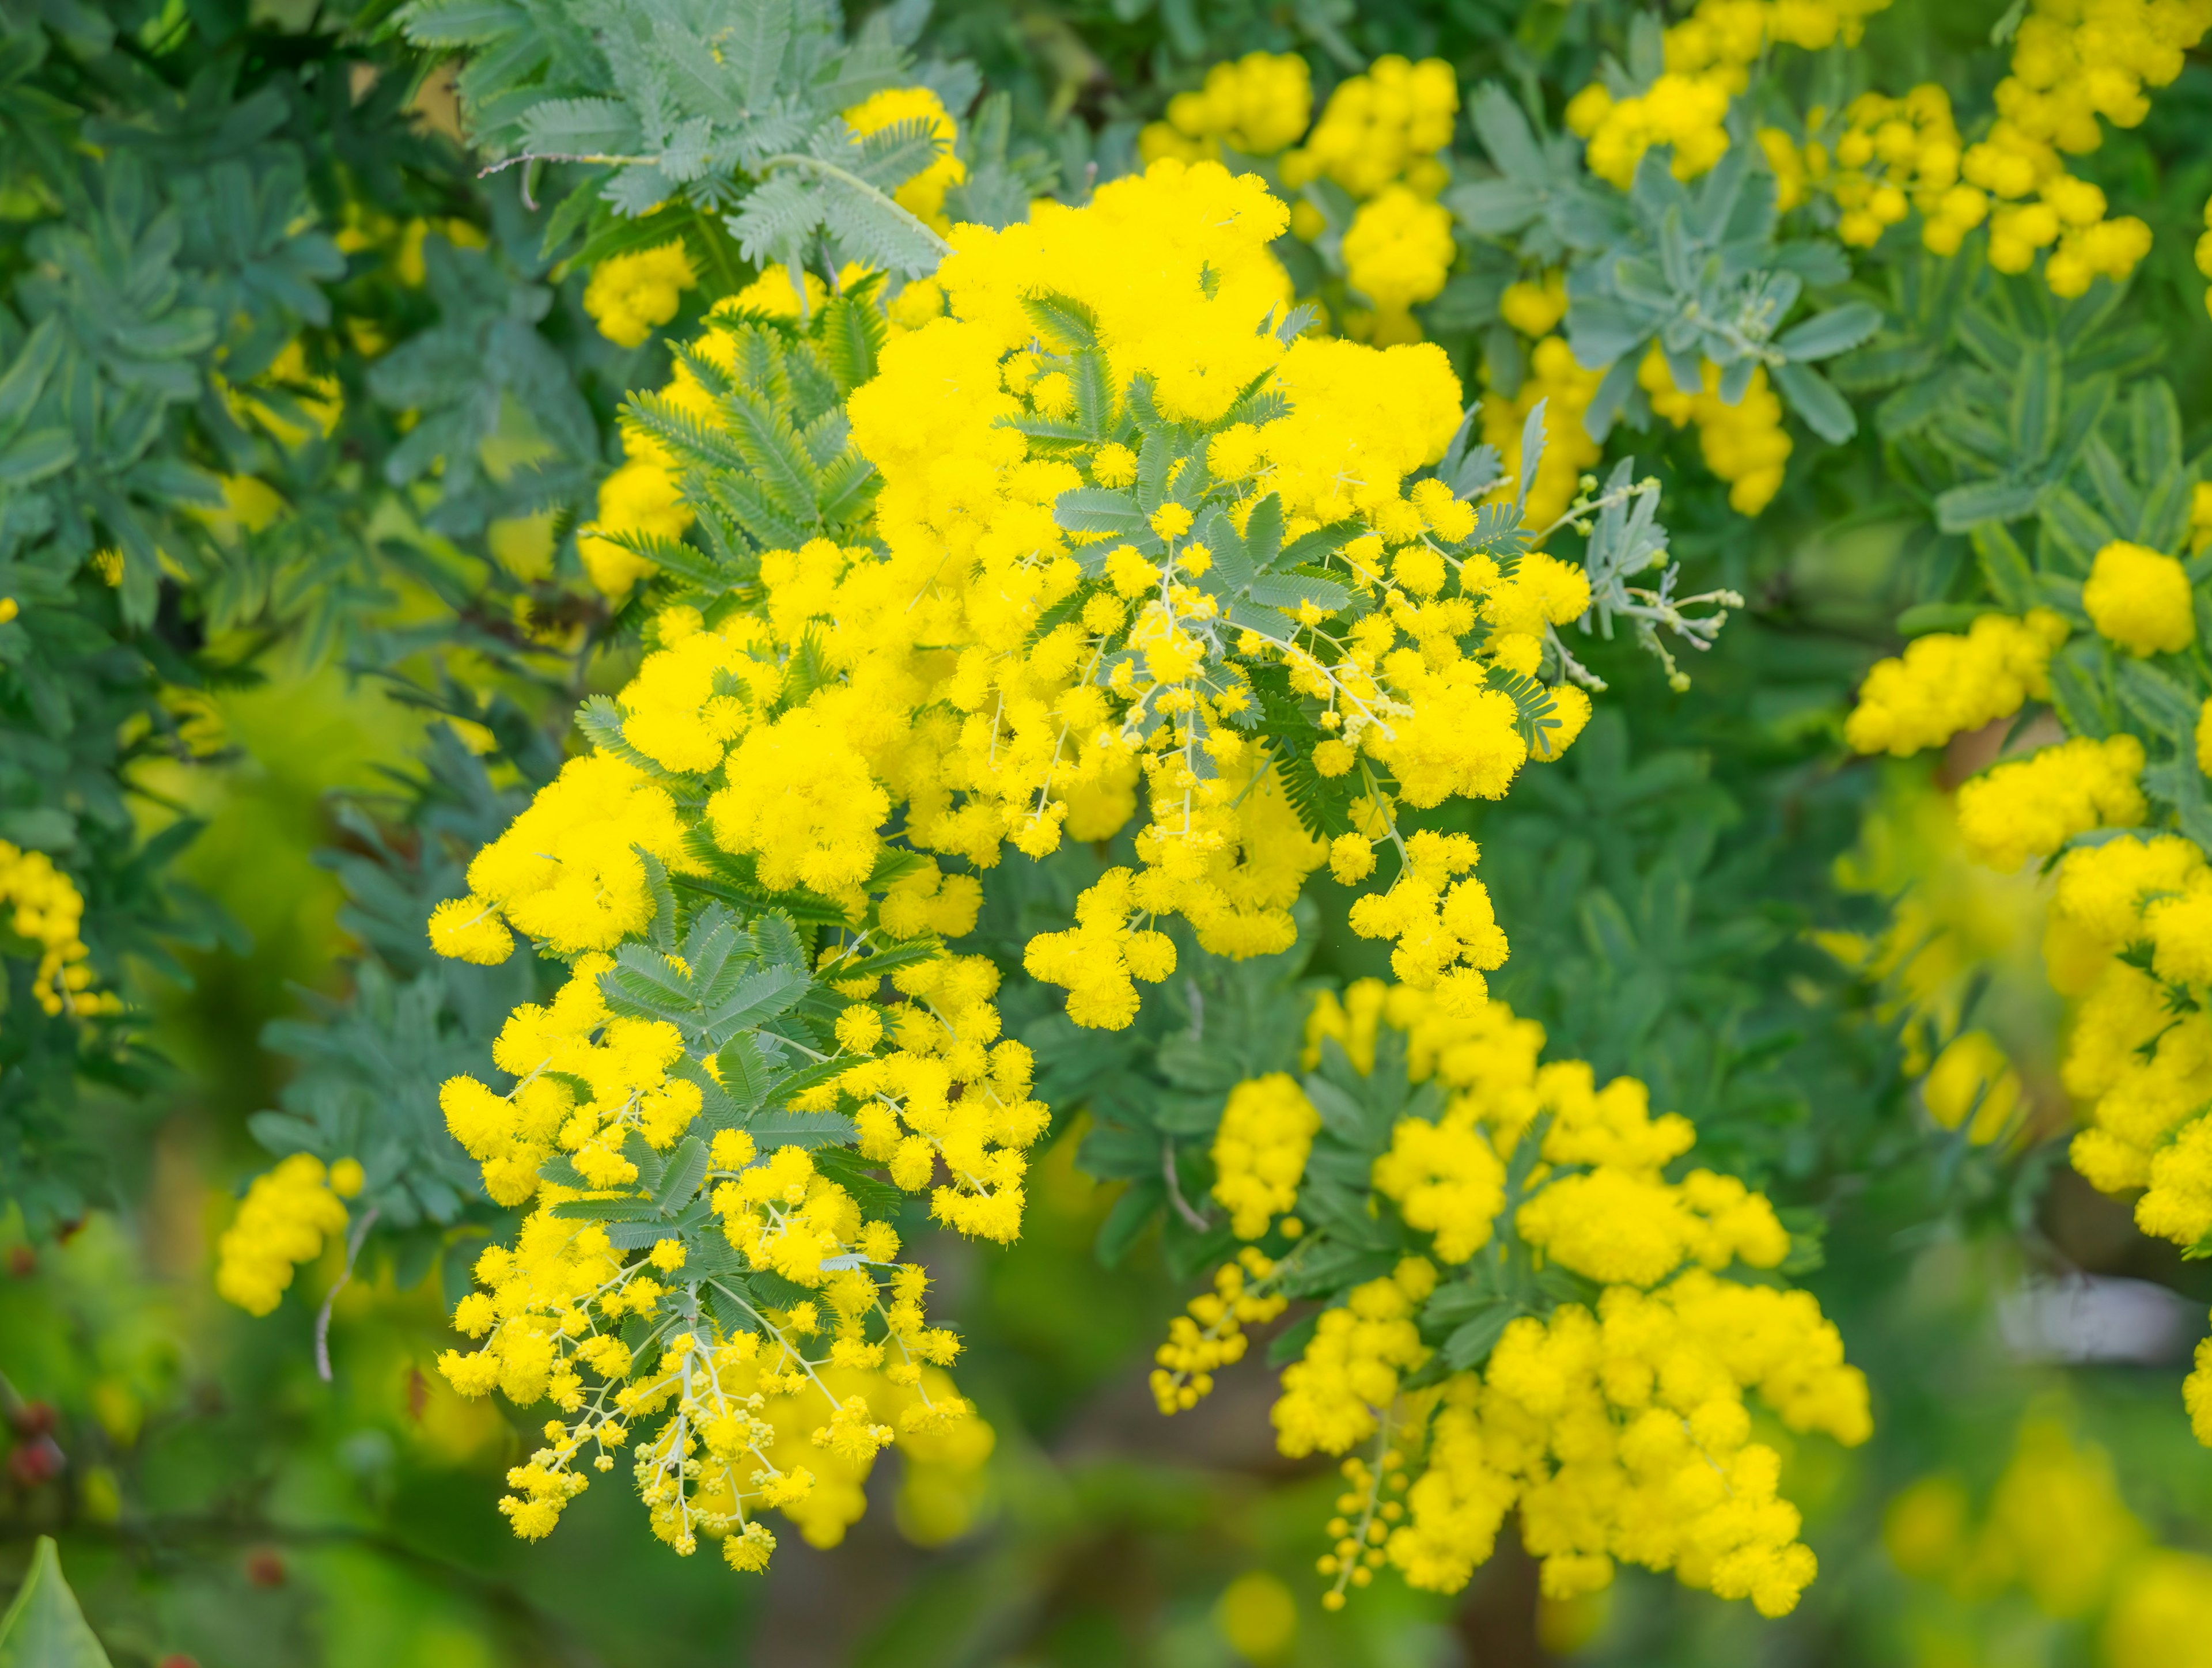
[2082,540,2195,656]
[214,1154,351,1316]
[583,241,697,348]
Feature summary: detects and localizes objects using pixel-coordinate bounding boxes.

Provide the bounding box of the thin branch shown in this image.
[315,1205,380,1383]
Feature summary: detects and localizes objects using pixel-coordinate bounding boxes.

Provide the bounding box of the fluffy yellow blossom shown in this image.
[1637,349,1792,516]
[1342,187,1456,341]
[1211,1073,1321,1238]
[1140,52,1313,163]
[214,1154,352,1316]
[1845,609,2069,756]
[1282,56,1457,199]
[1953,734,2145,871]
[1227,984,1865,1616]
[583,241,697,348]
[2083,540,2195,655]
[1152,1248,1287,1412]
[0,843,119,1018]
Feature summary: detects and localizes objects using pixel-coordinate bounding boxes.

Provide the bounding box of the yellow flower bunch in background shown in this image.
[1282,56,1459,200]
[0,843,119,1019]
[1139,51,1313,164]
[1887,1411,2212,1661]
[1566,0,1893,189]
[214,1153,363,1316]
[1157,981,1868,1616]
[584,241,699,348]
[1636,349,1794,515]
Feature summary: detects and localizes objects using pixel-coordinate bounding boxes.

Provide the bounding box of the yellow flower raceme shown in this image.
[0,843,119,1018]
[1283,56,1457,200]
[1168,982,1866,1616]
[1140,51,1313,164]
[1211,1072,1321,1238]
[214,1153,359,1316]
[2083,539,2195,655]
[1341,186,1456,342]
[1637,349,1793,516]
[1844,608,2069,756]
[583,241,698,348]
[1953,734,2145,871]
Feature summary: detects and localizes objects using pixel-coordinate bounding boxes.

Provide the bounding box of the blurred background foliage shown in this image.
[2,0,2211,1659]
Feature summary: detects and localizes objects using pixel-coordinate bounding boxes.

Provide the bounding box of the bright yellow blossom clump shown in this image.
[1165,983,1867,1617]
[583,241,698,348]
[1569,74,1731,191]
[1498,271,1567,338]
[415,160,1643,1574]
[1211,1072,1321,1238]
[1637,349,1792,516]
[1843,608,2069,756]
[1952,734,2145,872]
[1151,1247,1288,1412]
[1139,51,1313,163]
[1479,337,1603,527]
[1341,186,1456,342]
[1282,56,1457,200]
[0,843,119,1018]
[1567,0,1892,189]
[214,1153,360,1316]
[2082,539,2195,656]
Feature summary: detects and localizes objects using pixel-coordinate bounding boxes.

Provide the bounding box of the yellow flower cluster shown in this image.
[1843,608,2069,757]
[1341,186,1457,344]
[1957,0,2207,291]
[1498,271,1567,339]
[214,1153,362,1317]
[827,160,1595,1023]
[844,87,966,231]
[1479,336,1604,528]
[1953,734,2144,872]
[1138,51,1313,164]
[0,843,119,1019]
[1150,1247,1288,1412]
[1760,87,1991,255]
[2084,539,2196,657]
[417,162,1640,1571]
[1406,1273,1866,1614]
[1211,1072,1321,1238]
[1637,349,1793,517]
[1172,981,1867,1613]
[583,241,698,348]
[444,1235,975,1563]
[2047,833,2212,1225]
[1566,0,1891,189]
[431,953,992,1567]
[1281,56,1457,200]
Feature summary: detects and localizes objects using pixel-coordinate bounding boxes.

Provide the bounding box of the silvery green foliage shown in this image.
[401,0,963,275]
[1565,147,1877,446]
[1452,83,1880,448]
